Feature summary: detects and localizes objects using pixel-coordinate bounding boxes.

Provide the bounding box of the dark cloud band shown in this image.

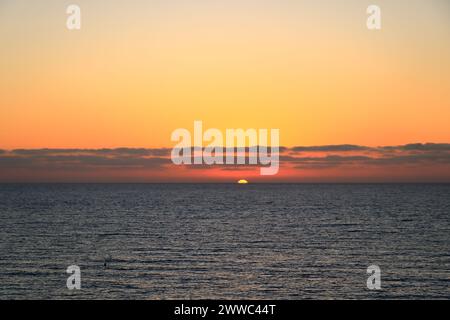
[0,143,449,173]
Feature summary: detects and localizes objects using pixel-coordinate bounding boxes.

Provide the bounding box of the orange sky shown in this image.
[1,1,449,182]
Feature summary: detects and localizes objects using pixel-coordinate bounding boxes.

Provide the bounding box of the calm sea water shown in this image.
[0,184,449,299]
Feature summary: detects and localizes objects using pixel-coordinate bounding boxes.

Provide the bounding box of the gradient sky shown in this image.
[1,0,449,182]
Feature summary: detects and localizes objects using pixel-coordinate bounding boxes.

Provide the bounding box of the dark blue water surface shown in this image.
[0,184,449,299]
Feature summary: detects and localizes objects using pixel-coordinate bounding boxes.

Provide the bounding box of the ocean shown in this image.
[0,183,449,299]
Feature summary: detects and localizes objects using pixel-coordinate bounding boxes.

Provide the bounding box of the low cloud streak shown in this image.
[1,144,449,182]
